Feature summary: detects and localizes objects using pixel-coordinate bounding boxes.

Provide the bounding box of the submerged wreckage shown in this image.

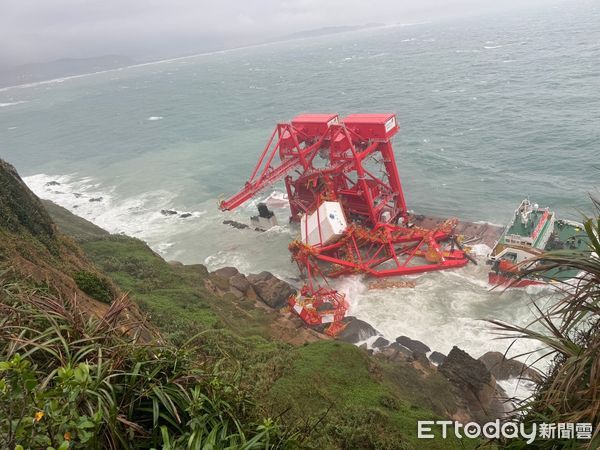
[219,113,586,334]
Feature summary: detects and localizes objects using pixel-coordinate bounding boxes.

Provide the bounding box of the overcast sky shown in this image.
[1,0,558,69]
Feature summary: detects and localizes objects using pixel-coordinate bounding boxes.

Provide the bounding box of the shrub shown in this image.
[73,270,113,303]
[0,283,286,449]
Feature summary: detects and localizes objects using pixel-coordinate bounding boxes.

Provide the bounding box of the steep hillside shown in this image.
[0,160,127,321]
[0,157,481,449]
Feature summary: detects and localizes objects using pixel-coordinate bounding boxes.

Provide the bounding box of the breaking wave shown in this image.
[24,173,205,257]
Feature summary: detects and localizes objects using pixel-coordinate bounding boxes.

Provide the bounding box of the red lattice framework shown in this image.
[220,113,469,334]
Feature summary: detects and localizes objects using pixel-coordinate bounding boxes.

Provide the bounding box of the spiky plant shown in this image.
[490,196,600,449]
[0,278,284,449]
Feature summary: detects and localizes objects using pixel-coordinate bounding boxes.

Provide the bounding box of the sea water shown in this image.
[1,1,599,378]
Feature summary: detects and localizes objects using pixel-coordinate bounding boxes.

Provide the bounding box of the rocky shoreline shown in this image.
[197,263,542,425]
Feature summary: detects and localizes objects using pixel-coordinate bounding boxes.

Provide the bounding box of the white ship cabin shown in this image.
[502,199,555,251]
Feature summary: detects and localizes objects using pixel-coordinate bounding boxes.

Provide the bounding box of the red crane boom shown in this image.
[219,113,470,335]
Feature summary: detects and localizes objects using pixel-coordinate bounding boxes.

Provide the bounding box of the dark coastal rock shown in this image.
[412,351,431,369]
[212,266,240,279]
[336,317,378,344]
[372,336,390,349]
[180,213,192,218]
[161,209,178,216]
[208,266,240,291]
[429,351,447,365]
[223,219,250,230]
[439,346,507,423]
[376,344,410,363]
[229,273,251,293]
[389,342,412,355]
[45,181,61,186]
[395,336,431,354]
[89,197,103,202]
[247,271,296,309]
[479,351,542,383]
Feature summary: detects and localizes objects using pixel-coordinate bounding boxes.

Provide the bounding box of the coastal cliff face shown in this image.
[0,159,136,324]
[0,157,509,448]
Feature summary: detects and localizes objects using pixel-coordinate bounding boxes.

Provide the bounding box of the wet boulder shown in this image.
[372,336,390,349]
[209,266,240,291]
[439,346,507,423]
[247,271,296,309]
[376,344,410,363]
[412,351,432,369]
[212,266,239,279]
[336,316,378,344]
[395,336,431,354]
[229,273,251,294]
[429,351,447,365]
[223,220,250,230]
[389,342,412,356]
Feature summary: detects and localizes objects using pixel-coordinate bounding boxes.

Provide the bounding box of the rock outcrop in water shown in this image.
[439,346,509,423]
[395,335,431,354]
[479,351,543,383]
[336,317,378,343]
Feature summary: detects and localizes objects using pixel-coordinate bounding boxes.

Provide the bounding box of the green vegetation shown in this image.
[78,235,471,448]
[0,159,484,449]
[268,341,476,449]
[45,204,474,448]
[73,270,113,303]
[0,282,281,449]
[0,160,57,254]
[491,197,600,449]
[79,235,282,344]
[41,200,108,241]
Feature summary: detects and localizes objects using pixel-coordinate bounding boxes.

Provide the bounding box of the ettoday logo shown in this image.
[417,420,593,443]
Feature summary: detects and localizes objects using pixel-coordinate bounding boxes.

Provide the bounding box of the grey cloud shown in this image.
[1,0,559,69]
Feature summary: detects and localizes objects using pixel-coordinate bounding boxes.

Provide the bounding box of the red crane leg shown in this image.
[220,113,472,331]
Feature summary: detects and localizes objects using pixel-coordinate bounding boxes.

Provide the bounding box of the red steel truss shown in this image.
[219,113,470,333]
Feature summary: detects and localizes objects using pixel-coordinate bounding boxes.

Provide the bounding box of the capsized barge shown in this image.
[487,199,588,287]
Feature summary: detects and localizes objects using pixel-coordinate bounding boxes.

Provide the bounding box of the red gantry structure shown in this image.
[220,113,470,335]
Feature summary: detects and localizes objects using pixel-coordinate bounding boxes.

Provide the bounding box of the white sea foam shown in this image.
[147,116,163,121]
[0,101,26,107]
[498,377,537,403]
[23,173,205,256]
[355,333,384,350]
[470,243,492,258]
[339,263,550,372]
[262,190,289,208]
[204,251,255,274]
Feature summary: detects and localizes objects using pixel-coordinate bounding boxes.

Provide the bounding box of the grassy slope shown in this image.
[45,200,479,449]
[0,161,117,319]
[269,341,477,449]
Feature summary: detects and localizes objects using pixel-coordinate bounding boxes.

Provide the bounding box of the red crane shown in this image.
[220,113,469,335]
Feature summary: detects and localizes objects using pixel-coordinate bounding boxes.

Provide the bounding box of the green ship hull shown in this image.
[487,199,588,286]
